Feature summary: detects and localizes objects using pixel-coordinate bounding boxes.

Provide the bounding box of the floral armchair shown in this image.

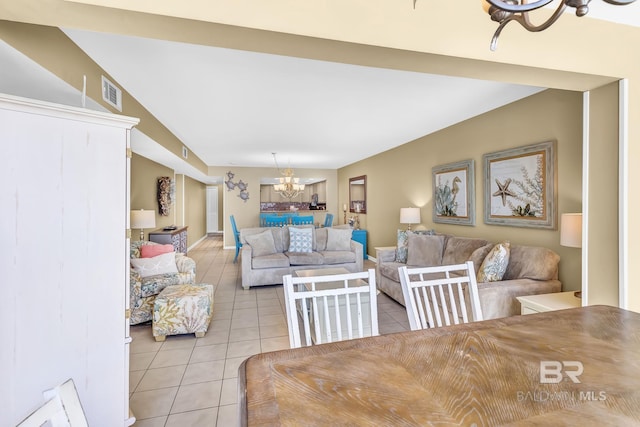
[129,240,196,325]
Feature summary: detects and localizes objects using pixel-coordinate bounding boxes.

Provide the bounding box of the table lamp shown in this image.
[400,207,421,231]
[560,213,582,248]
[131,209,156,241]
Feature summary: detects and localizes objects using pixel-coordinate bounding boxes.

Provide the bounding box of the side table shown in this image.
[516,291,581,315]
[149,226,188,254]
[351,229,367,259]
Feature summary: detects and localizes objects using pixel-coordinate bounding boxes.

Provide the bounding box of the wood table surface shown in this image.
[239,305,640,426]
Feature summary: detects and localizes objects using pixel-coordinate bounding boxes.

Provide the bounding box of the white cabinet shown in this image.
[1,94,139,426]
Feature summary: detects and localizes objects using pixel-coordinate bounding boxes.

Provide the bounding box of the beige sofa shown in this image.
[376,233,561,319]
[240,225,363,289]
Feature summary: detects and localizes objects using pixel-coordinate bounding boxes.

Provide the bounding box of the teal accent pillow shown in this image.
[477,241,511,282]
[395,229,436,263]
[288,227,313,253]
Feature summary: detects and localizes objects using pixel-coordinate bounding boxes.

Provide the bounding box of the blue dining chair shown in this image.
[323,213,334,228]
[230,215,242,263]
[292,215,314,225]
[264,215,287,227]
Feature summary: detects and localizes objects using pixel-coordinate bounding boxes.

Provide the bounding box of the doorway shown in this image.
[206,186,219,233]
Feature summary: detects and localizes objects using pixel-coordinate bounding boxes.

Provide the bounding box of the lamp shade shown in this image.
[400,207,421,225]
[560,213,582,248]
[131,209,156,229]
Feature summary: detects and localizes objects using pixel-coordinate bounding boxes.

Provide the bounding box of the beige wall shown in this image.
[131,153,173,240]
[586,83,620,306]
[131,154,208,246]
[184,175,207,247]
[339,89,584,292]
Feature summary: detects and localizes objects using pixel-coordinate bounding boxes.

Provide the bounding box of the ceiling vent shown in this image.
[101,76,122,111]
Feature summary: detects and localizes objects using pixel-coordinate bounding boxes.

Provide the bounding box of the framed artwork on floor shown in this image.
[432,159,475,226]
[483,140,557,229]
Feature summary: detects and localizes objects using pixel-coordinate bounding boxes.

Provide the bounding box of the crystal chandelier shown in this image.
[272,153,305,200]
[482,0,636,51]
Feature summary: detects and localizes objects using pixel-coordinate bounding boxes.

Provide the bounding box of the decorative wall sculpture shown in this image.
[157,176,172,216]
[225,171,250,202]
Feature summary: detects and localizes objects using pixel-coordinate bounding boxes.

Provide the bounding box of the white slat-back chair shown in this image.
[17,379,88,427]
[399,261,483,331]
[283,269,379,348]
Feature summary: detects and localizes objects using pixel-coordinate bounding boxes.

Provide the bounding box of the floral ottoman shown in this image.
[152,284,214,342]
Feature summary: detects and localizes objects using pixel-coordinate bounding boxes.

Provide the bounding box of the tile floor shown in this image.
[129,234,409,426]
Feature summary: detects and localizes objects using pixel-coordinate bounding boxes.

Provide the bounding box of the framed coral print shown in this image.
[483,141,557,229]
[433,159,475,226]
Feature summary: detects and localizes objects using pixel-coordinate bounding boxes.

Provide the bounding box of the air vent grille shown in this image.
[101,76,122,111]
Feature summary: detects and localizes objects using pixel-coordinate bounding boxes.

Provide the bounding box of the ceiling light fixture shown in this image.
[482,0,636,51]
[272,153,305,200]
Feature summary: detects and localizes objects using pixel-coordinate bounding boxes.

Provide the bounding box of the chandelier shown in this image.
[272,153,305,200]
[482,0,636,50]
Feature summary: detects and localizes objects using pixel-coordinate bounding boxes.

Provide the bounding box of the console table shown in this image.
[351,229,367,259]
[149,226,188,254]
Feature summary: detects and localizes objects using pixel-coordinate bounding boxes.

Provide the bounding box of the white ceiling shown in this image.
[1,3,638,184]
[61,28,545,173]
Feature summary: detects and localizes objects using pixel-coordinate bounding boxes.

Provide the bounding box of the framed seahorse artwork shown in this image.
[432,159,475,226]
[483,140,557,229]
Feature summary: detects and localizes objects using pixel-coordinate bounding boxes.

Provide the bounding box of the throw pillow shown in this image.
[245,230,278,257]
[477,241,511,282]
[140,244,175,258]
[130,251,178,278]
[288,227,313,253]
[395,229,436,263]
[326,228,352,251]
[406,234,445,266]
[467,243,494,275]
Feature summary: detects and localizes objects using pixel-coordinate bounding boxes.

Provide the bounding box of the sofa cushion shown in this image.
[321,250,357,265]
[315,227,328,251]
[251,253,290,269]
[379,261,406,282]
[131,252,178,278]
[326,228,352,251]
[477,241,510,282]
[245,230,278,257]
[139,273,181,298]
[406,234,445,266]
[442,236,491,265]
[395,229,436,263]
[288,227,313,253]
[503,245,560,281]
[287,251,325,266]
[468,243,494,274]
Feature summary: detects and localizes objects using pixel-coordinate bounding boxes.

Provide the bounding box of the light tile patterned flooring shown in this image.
[129,235,409,426]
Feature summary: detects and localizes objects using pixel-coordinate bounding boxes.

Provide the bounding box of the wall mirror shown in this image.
[349,175,367,214]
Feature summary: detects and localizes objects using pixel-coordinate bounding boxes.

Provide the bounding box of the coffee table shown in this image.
[294,268,372,343]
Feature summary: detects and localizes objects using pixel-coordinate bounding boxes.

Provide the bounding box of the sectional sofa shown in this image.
[376,232,562,319]
[240,225,363,289]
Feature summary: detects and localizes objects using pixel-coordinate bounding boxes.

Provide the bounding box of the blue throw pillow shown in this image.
[288,227,313,253]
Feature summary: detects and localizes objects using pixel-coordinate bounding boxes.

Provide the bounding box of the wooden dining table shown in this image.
[239,305,640,426]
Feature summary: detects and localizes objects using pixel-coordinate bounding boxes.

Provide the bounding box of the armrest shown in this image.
[376,247,397,263]
[175,254,196,274]
[350,240,363,260]
[478,278,562,319]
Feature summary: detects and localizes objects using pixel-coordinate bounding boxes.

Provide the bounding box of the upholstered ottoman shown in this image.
[152,284,214,341]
